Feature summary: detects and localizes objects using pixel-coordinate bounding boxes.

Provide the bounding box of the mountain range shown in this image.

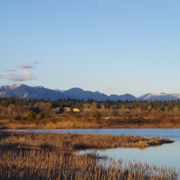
[0,84,180,101]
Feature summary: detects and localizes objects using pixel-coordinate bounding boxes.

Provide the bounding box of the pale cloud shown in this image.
[5,70,36,82]
[32,61,41,64]
[16,65,34,69]
[21,70,32,77]
[2,61,40,82]
[15,61,41,69]
[4,69,17,72]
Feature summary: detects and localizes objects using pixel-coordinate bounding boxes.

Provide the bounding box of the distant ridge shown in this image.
[0,84,136,101]
[0,84,180,101]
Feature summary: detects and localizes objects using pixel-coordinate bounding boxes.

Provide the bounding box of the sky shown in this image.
[0,0,180,97]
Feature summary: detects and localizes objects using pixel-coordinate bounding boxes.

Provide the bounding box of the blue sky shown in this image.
[0,0,180,97]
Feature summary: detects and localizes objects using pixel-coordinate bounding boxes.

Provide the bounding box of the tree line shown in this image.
[1,97,180,111]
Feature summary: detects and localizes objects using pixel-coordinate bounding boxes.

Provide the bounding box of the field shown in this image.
[1,115,180,130]
[0,131,178,179]
[1,98,180,129]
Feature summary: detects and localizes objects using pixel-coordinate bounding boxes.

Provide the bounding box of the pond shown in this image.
[8,128,180,170]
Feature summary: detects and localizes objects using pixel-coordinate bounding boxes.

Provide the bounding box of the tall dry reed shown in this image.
[0,150,178,180]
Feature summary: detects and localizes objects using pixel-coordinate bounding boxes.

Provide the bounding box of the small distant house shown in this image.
[51,107,59,112]
[73,108,80,112]
[64,107,71,112]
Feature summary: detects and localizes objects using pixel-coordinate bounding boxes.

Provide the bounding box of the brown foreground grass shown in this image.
[0,131,178,179]
[0,150,178,180]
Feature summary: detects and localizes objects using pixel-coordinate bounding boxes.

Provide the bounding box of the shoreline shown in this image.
[0,131,174,150]
[2,125,180,130]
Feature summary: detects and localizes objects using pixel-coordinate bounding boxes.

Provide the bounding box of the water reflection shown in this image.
[79,141,180,170]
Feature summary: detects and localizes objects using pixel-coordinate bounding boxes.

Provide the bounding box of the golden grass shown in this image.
[1,116,180,130]
[0,131,174,151]
[0,150,178,180]
[0,131,178,179]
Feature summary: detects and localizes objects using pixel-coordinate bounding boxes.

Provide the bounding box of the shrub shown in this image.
[27,111,36,121]
[74,113,82,118]
[39,112,51,119]
[56,108,64,114]
[93,111,102,120]
[14,114,22,120]
[39,112,45,119]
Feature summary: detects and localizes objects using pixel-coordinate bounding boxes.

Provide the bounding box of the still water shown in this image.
[9,128,180,170]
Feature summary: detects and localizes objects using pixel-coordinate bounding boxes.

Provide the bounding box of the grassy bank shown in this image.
[1,116,180,130]
[0,131,178,179]
[0,131,174,151]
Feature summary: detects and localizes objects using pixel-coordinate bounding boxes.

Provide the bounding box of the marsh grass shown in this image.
[0,150,178,180]
[0,131,178,179]
[0,131,174,151]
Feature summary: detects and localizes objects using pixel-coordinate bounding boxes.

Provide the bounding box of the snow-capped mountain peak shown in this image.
[138,92,180,101]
